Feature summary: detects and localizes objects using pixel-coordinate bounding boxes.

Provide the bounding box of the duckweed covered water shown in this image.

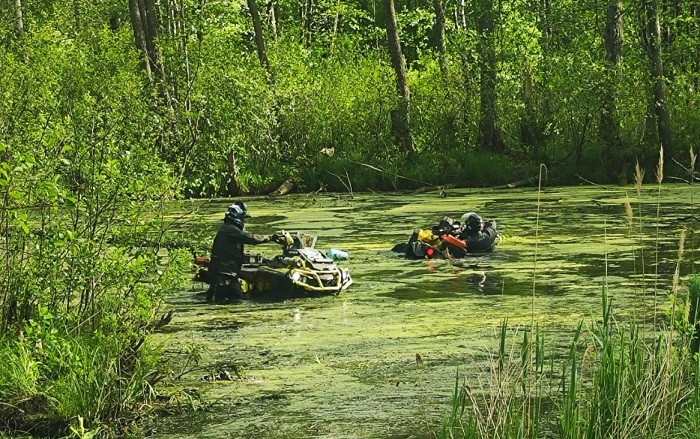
[150,184,699,438]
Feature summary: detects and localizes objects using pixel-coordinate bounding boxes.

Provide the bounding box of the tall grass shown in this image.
[0,321,166,437]
[440,150,700,439]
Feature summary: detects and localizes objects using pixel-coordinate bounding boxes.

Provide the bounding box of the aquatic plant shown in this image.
[440,284,700,439]
[440,149,700,439]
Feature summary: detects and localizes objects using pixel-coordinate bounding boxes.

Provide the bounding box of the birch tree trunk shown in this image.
[303,0,314,45]
[520,60,539,159]
[14,0,24,38]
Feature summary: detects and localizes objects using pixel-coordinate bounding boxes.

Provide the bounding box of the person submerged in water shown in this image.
[392,211,499,258]
[457,212,498,253]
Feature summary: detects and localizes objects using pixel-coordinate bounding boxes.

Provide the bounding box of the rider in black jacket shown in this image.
[207,202,276,303]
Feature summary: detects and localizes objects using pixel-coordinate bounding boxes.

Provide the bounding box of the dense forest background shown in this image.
[1,1,700,436]
[3,0,699,197]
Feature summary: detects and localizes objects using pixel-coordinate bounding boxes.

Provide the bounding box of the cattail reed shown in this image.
[670,230,687,344]
[635,161,644,198]
[624,196,633,225]
[655,146,664,184]
[672,230,686,298]
[691,147,697,176]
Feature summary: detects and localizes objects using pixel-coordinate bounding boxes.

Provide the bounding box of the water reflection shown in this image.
[468,271,488,292]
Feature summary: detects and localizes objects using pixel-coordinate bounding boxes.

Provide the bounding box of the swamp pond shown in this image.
[150,184,699,438]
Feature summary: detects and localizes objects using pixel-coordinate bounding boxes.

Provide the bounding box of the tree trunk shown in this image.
[141,0,160,78]
[520,0,552,162]
[458,0,467,30]
[303,0,314,45]
[14,0,24,38]
[520,60,539,160]
[432,0,447,77]
[535,0,552,130]
[247,0,272,77]
[227,150,242,196]
[692,3,700,90]
[384,0,416,155]
[538,0,551,53]
[642,0,673,164]
[600,1,625,181]
[128,0,154,81]
[331,0,341,50]
[127,0,164,84]
[476,0,504,152]
[268,0,279,40]
[661,0,680,49]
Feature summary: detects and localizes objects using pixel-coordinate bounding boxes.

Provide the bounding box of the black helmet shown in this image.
[461,212,483,230]
[224,203,251,228]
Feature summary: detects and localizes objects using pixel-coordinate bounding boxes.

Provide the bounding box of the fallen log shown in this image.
[269,179,295,196]
[412,184,456,194]
[492,175,539,190]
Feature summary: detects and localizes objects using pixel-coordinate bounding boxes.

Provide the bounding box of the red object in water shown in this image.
[425,247,435,258]
[440,234,466,249]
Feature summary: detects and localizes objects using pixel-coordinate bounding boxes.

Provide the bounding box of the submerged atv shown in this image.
[195,231,352,297]
[392,217,500,259]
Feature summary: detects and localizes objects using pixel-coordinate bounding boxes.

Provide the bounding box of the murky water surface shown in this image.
[150,185,699,438]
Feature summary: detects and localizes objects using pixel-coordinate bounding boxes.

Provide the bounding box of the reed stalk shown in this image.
[525,164,546,434]
[690,148,697,274]
[654,147,664,328]
[634,162,647,325]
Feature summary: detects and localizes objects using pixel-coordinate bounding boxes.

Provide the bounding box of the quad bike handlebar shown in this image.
[270,231,294,246]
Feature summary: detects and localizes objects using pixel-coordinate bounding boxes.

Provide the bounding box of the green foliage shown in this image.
[0,12,190,437]
[6,0,700,195]
[0,328,163,437]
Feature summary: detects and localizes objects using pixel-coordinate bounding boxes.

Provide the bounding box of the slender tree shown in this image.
[248,0,272,77]
[692,2,700,88]
[432,0,448,77]
[302,0,314,45]
[14,0,24,37]
[600,1,625,180]
[268,0,279,40]
[384,0,415,155]
[128,0,160,82]
[475,0,504,152]
[641,0,673,164]
[457,0,467,30]
[520,59,540,159]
